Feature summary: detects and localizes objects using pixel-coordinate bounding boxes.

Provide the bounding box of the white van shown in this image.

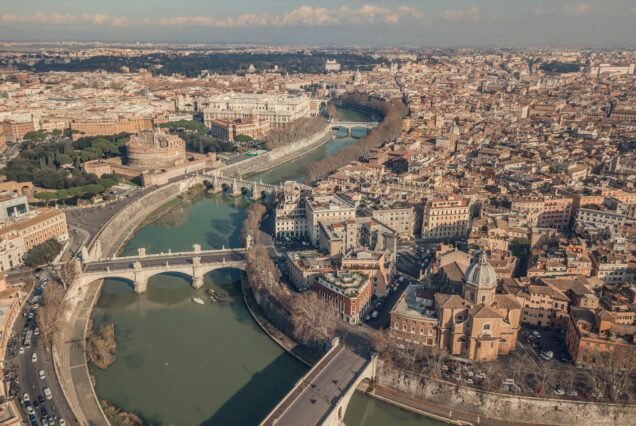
[43,387,53,400]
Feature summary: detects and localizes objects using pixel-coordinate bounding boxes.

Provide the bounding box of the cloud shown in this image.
[0,12,130,26]
[0,5,424,29]
[440,6,480,22]
[562,3,592,16]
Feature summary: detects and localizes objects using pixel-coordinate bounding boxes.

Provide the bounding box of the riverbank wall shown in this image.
[375,361,636,426]
[86,176,202,260]
[221,125,333,177]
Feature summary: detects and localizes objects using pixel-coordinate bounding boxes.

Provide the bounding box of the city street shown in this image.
[4,269,76,425]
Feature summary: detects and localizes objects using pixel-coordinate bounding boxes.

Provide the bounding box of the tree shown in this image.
[24,239,63,267]
[588,349,636,402]
[55,153,73,166]
[234,134,253,143]
[509,238,531,258]
[325,102,338,120]
[36,283,66,352]
[290,292,337,346]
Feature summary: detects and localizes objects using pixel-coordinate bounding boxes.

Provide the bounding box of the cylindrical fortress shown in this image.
[126,129,186,169]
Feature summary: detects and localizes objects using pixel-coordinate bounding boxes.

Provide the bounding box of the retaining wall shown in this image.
[221,126,333,177]
[376,362,636,426]
[88,176,201,259]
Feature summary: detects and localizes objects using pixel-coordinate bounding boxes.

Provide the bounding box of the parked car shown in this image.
[43,387,52,400]
[32,353,37,362]
[22,392,30,403]
[39,369,45,379]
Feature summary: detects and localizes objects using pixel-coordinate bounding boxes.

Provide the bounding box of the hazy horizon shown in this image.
[0,1,635,47]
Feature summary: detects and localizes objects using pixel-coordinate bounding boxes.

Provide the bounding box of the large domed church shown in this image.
[390,249,522,361]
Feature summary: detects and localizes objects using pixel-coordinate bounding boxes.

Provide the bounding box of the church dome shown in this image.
[464,251,497,289]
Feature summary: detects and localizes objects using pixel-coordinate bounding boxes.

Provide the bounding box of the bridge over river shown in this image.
[77,245,247,293]
[330,120,378,137]
[261,338,377,426]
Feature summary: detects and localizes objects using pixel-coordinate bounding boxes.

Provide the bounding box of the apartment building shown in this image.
[305,195,357,244]
[313,271,372,324]
[566,307,635,366]
[318,217,397,258]
[511,196,573,230]
[369,206,417,239]
[421,195,471,240]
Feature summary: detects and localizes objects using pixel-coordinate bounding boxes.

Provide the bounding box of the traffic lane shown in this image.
[12,307,75,424]
[83,252,247,271]
[275,349,367,425]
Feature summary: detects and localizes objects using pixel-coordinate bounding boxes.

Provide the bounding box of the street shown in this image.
[3,269,77,426]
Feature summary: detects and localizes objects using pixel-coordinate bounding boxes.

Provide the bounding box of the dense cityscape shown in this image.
[0,2,635,426]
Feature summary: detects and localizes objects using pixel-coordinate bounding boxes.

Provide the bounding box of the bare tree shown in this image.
[588,349,636,402]
[36,284,66,352]
[266,117,326,149]
[290,292,337,346]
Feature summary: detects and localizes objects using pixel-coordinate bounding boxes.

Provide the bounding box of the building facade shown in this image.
[203,93,311,129]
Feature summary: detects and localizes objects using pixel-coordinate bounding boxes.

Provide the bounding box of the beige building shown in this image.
[392,252,521,361]
[70,117,153,140]
[511,196,573,231]
[126,129,186,170]
[369,206,417,239]
[0,209,69,252]
[305,195,357,244]
[209,117,270,142]
[203,93,311,129]
[421,195,471,241]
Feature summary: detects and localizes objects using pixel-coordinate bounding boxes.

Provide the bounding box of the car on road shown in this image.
[43,387,52,400]
[34,327,40,335]
[37,395,45,405]
[23,392,30,402]
[59,419,66,426]
[19,346,24,354]
[32,353,37,362]
[39,369,46,379]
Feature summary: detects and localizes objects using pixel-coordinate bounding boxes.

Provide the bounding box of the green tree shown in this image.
[56,153,73,166]
[509,238,531,258]
[23,239,63,267]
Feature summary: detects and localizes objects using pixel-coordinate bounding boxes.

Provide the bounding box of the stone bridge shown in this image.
[76,244,247,293]
[331,120,378,137]
[261,338,377,426]
[202,172,281,199]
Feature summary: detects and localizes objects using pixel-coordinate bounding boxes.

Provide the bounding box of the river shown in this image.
[90,108,443,425]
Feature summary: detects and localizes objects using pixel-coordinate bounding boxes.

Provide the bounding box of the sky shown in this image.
[0,0,635,47]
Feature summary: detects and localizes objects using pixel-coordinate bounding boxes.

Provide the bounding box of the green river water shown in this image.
[90,108,445,425]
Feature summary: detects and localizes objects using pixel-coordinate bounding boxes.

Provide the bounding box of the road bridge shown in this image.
[76,244,247,293]
[261,338,377,426]
[331,120,378,137]
[201,173,281,198]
